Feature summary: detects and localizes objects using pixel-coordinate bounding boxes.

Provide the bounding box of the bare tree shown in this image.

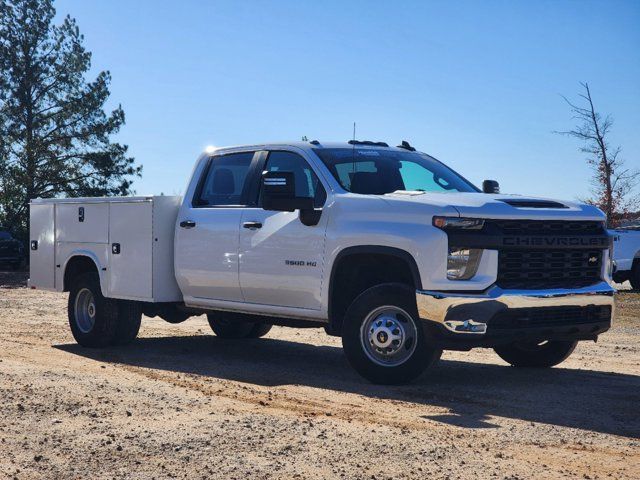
[556,82,638,226]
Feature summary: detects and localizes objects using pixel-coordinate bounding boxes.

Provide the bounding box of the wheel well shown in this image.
[63,256,99,292]
[328,249,420,335]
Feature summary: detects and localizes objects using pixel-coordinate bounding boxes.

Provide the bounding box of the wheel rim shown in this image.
[360,305,418,367]
[74,288,96,334]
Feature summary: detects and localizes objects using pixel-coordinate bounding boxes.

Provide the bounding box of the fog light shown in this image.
[447,247,482,280]
[444,319,488,334]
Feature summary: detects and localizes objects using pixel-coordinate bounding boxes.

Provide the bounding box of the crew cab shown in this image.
[29,141,615,384]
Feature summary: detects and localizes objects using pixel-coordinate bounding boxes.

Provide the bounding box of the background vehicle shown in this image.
[29,141,615,384]
[611,227,640,289]
[0,229,25,270]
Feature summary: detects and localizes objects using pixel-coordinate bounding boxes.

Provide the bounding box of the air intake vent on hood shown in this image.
[499,199,568,209]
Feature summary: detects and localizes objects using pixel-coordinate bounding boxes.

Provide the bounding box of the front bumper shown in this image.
[416,281,615,349]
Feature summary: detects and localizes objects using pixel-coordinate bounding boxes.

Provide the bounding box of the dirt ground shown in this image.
[1,271,638,480]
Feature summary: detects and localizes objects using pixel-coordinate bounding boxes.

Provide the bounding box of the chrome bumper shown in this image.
[416,281,615,335]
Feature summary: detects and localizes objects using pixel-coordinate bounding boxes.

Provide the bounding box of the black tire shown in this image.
[68,272,118,348]
[341,283,441,385]
[494,340,578,368]
[207,312,271,339]
[158,305,191,324]
[247,322,272,338]
[630,261,640,290]
[112,300,142,345]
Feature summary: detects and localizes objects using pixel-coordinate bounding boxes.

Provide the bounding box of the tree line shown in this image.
[0,0,141,242]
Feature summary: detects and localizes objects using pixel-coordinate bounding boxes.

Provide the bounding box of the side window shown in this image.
[195,152,254,206]
[261,151,327,208]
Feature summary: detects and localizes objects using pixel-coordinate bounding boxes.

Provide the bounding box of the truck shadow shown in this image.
[55,334,640,439]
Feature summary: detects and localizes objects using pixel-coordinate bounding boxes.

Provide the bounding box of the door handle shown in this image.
[179,220,196,229]
[242,221,263,230]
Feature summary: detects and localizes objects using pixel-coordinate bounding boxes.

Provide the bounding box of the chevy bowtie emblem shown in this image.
[588,256,598,264]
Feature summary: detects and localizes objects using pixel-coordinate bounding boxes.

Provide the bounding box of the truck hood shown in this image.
[380,191,605,221]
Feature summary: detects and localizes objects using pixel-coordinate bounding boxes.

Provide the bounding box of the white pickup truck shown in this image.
[611,227,640,289]
[29,140,615,384]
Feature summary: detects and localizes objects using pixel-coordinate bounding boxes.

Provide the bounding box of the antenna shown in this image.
[352,122,357,175]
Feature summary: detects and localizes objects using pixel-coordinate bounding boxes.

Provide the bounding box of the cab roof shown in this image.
[206,140,420,155]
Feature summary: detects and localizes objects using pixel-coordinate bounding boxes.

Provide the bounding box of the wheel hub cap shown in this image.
[360,306,418,367]
[74,288,96,334]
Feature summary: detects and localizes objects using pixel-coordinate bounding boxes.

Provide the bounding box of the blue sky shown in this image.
[54,0,640,200]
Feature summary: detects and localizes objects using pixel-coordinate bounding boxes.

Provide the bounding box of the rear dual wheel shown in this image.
[68,272,141,347]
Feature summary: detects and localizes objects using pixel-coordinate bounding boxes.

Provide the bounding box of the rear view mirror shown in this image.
[262,171,314,212]
[482,179,500,194]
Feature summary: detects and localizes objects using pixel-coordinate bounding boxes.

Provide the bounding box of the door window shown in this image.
[260,151,326,208]
[195,152,254,206]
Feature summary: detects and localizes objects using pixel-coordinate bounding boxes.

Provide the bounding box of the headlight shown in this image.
[433,217,484,230]
[447,247,483,280]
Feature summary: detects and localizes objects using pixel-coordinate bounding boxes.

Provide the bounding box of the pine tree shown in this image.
[0,0,141,240]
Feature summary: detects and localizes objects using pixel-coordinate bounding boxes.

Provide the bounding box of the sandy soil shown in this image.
[1,271,639,479]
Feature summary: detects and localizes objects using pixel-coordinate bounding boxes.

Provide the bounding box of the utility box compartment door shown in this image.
[56,203,109,243]
[108,201,153,300]
[29,203,56,290]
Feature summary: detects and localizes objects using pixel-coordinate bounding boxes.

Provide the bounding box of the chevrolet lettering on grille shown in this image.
[502,236,609,248]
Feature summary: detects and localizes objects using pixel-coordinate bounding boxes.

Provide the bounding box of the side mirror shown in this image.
[262,171,314,212]
[482,179,500,194]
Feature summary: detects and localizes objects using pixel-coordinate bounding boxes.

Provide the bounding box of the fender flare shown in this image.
[326,245,422,326]
[62,251,108,297]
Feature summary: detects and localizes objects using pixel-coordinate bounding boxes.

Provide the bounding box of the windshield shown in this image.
[0,231,12,240]
[313,148,478,194]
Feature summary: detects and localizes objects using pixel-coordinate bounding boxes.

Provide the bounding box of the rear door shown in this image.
[239,150,329,309]
[175,151,258,303]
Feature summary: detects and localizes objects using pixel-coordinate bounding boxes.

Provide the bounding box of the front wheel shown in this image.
[494,340,578,368]
[342,284,441,385]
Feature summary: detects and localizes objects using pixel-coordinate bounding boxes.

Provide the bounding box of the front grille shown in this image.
[497,249,602,289]
[490,305,611,330]
[489,220,604,236]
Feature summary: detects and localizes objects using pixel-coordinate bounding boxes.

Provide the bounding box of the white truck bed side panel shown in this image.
[28,203,56,290]
[56,203,109,243]
[31,196,182,302]
[152,196,183,302]
[108,201,153,300]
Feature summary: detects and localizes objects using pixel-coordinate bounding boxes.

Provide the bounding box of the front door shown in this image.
[175,151,257,303]
[239,150,329,310]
